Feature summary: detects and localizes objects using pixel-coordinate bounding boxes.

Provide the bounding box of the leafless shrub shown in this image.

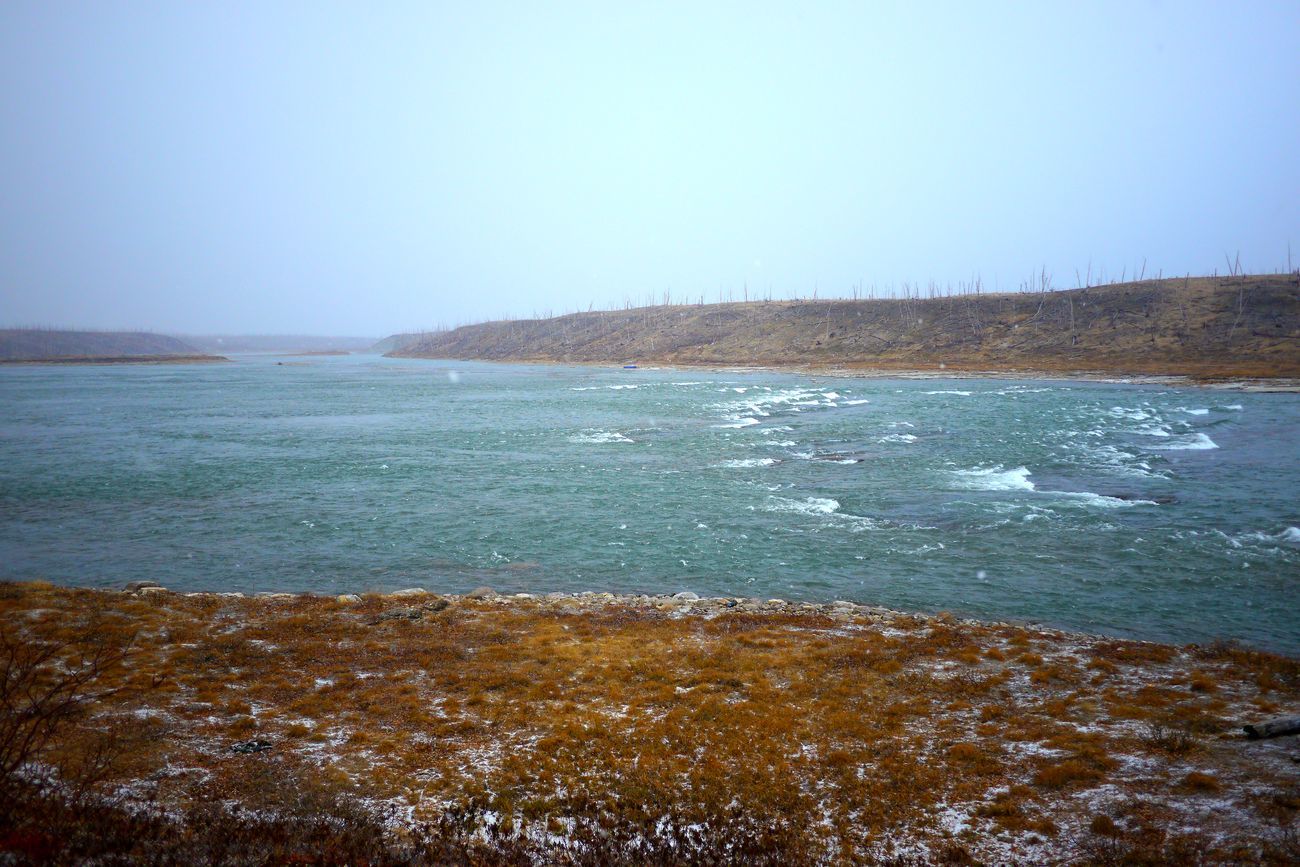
[1140,720,1199,755]
[0,615,135,807]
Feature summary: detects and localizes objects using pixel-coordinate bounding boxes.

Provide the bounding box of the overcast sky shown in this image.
[2,2,1298,337]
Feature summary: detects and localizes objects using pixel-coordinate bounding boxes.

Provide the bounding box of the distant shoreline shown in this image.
[404,354,1300,392]
[0,354,229,365]
[270,349,352,357]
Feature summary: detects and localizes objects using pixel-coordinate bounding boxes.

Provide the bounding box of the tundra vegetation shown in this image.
[1,581,1297,865]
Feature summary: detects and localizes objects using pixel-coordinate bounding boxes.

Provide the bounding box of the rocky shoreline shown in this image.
[123,580,1088,639]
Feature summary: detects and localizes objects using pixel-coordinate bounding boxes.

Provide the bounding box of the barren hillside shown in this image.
[0,329,204,361]
[391,275,1300,378]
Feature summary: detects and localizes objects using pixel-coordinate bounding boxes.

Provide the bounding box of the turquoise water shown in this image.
[1,355,1297,653]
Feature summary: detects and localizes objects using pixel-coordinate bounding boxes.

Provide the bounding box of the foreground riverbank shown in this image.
[3,582,1297,864]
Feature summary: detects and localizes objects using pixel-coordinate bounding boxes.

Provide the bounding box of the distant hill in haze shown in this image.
[0,329,211,361]
[389,274,1300,379]
[181,334,377,354]
[368,332,432,354]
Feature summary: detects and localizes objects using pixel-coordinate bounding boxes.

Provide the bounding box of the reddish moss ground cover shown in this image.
[2,582,1297,864]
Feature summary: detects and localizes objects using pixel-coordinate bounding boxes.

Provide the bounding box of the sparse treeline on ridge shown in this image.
[388,274,1300,379]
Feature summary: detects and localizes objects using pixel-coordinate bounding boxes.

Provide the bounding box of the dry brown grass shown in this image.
[1181,771,1222,793]
[1,582,1297,864]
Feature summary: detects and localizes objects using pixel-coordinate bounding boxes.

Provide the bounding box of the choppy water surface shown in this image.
[2,355,1297,653]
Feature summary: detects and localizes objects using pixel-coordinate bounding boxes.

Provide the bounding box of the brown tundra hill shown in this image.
[390,274,1300,379]
[0,329,209,362]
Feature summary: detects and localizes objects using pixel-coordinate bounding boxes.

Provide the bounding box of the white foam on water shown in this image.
[1048,491,1156,508]
[765,496,841,516]
[762,497,886,532]
[889,421,915,428]
[821,392,840,400]
[842,399,870,406]
[672,381,707,386]
[716,458,778,468]
[995,386,1053,395]
[1223,404,1243,411]
[879,433,917,444]
[1239,527,1300,547]
[715,417,761,429]
[1083,444,1161,478]
[956,455,1160,505]
[1148,432,1218,451]
[952,466,1036,491]
[713,387,826,422]
[569,429,633,444]
[766,425,794,432]
[571,386,600,391]
[607,384,638,390]
[790,451,814,460]
[761,440,797,447]
[1110,406,1152,421]
[1133,424,1172,437]
[924,390,972,396]
[1180,408,1210,416]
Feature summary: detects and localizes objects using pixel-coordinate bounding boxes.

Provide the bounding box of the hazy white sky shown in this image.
[2,1,1298,337]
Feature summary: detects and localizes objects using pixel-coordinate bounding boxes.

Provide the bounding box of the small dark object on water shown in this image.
[622,364,637,369]
[813,453,862,464]
[231,740,272,754]
[1243,717,1300,740]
